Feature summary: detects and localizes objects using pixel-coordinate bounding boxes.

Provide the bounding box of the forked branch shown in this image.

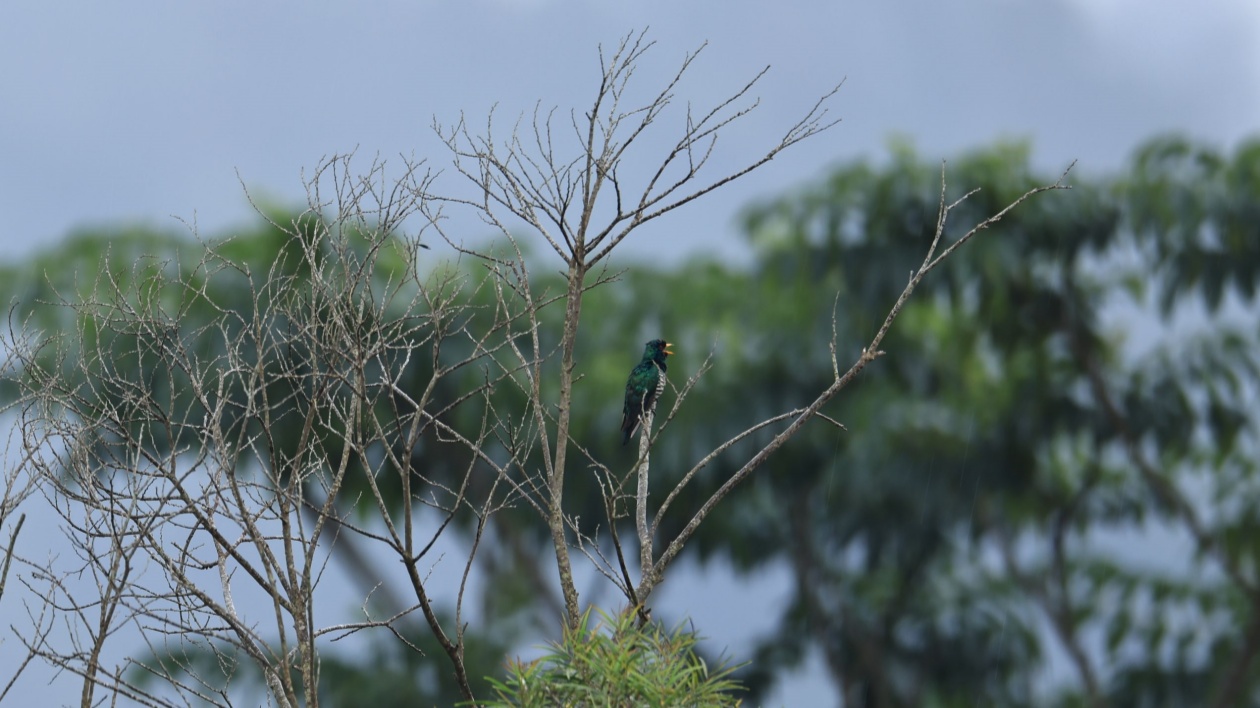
[636,161,1076,600]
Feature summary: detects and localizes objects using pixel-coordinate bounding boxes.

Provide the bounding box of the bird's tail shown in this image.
[621,414,637,446]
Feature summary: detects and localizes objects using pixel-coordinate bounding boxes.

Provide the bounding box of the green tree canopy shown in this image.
[3,134,1257,706]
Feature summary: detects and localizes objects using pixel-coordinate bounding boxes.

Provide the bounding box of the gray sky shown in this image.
[1,1,1257,704]
[3,1,1257,263]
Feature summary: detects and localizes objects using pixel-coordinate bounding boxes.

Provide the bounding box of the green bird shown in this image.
[621,339,674,446]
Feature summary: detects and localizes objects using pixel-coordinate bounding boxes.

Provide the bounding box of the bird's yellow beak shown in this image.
[665,343,676,355]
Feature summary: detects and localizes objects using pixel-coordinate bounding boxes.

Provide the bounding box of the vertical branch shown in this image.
[635,409,653,586]
[549,260,586,628]
[0,514,23,605]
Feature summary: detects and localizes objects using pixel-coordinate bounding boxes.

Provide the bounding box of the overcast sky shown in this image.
[1,2,1258,704]
[2,1,1257,264]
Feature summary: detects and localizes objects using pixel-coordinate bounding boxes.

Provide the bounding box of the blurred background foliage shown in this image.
[3,133,1259,706]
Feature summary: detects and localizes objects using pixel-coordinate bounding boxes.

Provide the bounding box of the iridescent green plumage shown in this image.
[621,339,674,446]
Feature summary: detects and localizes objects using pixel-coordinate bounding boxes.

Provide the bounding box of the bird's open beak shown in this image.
[665,343,676,355]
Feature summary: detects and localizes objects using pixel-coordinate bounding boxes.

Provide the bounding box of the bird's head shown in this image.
[644,339,674,364]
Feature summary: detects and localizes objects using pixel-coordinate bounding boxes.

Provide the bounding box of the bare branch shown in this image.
[642,163,1075,598]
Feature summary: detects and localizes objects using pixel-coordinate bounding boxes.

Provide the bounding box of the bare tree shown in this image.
[428,29,843,628]
[0,343,41,703]
[1,30,1071,706]
[8,154,523,705]
[428,29,1071,624]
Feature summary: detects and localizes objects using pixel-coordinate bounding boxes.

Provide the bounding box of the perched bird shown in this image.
[621,339,674,446]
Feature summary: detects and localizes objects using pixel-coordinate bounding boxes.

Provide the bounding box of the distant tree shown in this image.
[589,136,1259,707]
